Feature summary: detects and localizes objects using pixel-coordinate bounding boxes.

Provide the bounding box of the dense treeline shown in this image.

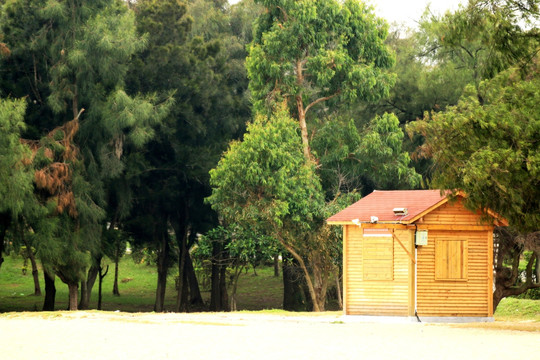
[0,0,538,312]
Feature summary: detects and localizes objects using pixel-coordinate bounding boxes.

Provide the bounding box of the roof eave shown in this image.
[326,220,414,225]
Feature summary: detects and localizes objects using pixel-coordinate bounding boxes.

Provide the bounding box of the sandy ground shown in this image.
[0,312,538,360]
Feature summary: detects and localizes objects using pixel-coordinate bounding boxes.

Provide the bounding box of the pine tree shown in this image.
[0,0,168,309]
[126,0,251,312]
[0,97,33,270]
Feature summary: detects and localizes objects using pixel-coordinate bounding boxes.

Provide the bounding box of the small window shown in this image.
[435,238,468,281]
[363,229,393,281]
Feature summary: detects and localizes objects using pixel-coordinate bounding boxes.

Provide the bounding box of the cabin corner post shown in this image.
[408,228,416,317]
[343,224,349,315]
[487,230,494,317]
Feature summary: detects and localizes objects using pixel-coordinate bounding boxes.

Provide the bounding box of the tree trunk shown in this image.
[210,240,229,311]
[80,261,99,309]
[113,256,120,296]
[154,230,169,312]
[29,258,41,296]
[229,265,243,312]
[67,282,78,311]
[23,240,41,296]
[0,214,10,272]
[210,256,221,311]
[185,251,204,307]
[79,260,99,310]
[296,95,311,160]
[280,240,321,311]
[492,229,540,311]
[535,253,539,283]
[273,254,279,277]
[282,255,306,311]
[175,220,188,312]
[113,244,120,296]
[219,263,228,311]
[98,264,108,310]
[493,247,540,310]
[43,268,56,311]
[79,280,88,309]
[312,270,328,312]
[336,271,343,310]
[310,251,330,312]
[295,60,311,160]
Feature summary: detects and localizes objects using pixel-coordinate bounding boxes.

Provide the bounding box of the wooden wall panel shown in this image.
[416,230,490,316]
[421,200,484,226]
[345,226,411,316]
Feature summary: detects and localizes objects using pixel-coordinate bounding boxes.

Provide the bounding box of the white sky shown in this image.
[228,0,467,29]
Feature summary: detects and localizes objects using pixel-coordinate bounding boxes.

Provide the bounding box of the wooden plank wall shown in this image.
[345,226,410,315]
[415,200,491,317]
[421,200,483,226]
[417,230,490,316]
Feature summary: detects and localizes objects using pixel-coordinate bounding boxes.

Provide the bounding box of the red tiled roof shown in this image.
[327,190,449,224]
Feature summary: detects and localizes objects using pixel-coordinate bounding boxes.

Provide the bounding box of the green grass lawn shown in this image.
[0,254,284,312]
[493,297,540,322]
[0,253,537,320]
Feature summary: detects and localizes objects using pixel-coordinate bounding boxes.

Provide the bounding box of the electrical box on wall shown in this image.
[415,230,428,246]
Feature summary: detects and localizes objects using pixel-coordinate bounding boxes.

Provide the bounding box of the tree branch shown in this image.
[277,235,321,312]
[276,6,288,22]
[304,91,341,116]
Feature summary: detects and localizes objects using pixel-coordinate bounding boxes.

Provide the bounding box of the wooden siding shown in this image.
[417,230,490,317]
[420,200,484,226]
[345,226,411,316]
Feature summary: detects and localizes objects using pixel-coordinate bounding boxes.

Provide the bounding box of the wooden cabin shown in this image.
[327,190,507,321]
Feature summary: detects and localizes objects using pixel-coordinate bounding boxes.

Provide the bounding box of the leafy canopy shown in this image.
[313,113,422,198]
[207,106,323,233]
[408,59,540,233]
[248,0,395,110]
[247,0,395,160]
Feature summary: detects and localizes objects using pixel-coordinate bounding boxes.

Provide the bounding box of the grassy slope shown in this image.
[0,254,537,321]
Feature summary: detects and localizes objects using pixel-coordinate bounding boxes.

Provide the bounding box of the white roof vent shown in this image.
[393,207,408,216]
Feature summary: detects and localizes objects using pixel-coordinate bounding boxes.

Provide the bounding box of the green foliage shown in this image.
[0,0,169,299]
[408,60,540,233]
[247,0,395,116]
[126,0,251,244]
[42,0,145,115]
[313,113,421,198]
[364,29,473,124]
[0,98,32,217]
[208,107,324,232]
[196,225,276,269]
[417,0,539,85]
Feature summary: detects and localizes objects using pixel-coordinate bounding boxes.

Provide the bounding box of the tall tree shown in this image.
[208,107,334,311]
[247,0,395,160]
[0,0,165,310]
[408,59,540,308]
[126,0,251,312]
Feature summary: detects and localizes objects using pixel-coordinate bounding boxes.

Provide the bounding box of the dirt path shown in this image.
[0,312,538,359]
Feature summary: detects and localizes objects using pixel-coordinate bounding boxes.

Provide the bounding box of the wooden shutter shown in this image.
[435,237,468,281]
[363,234,394,281]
